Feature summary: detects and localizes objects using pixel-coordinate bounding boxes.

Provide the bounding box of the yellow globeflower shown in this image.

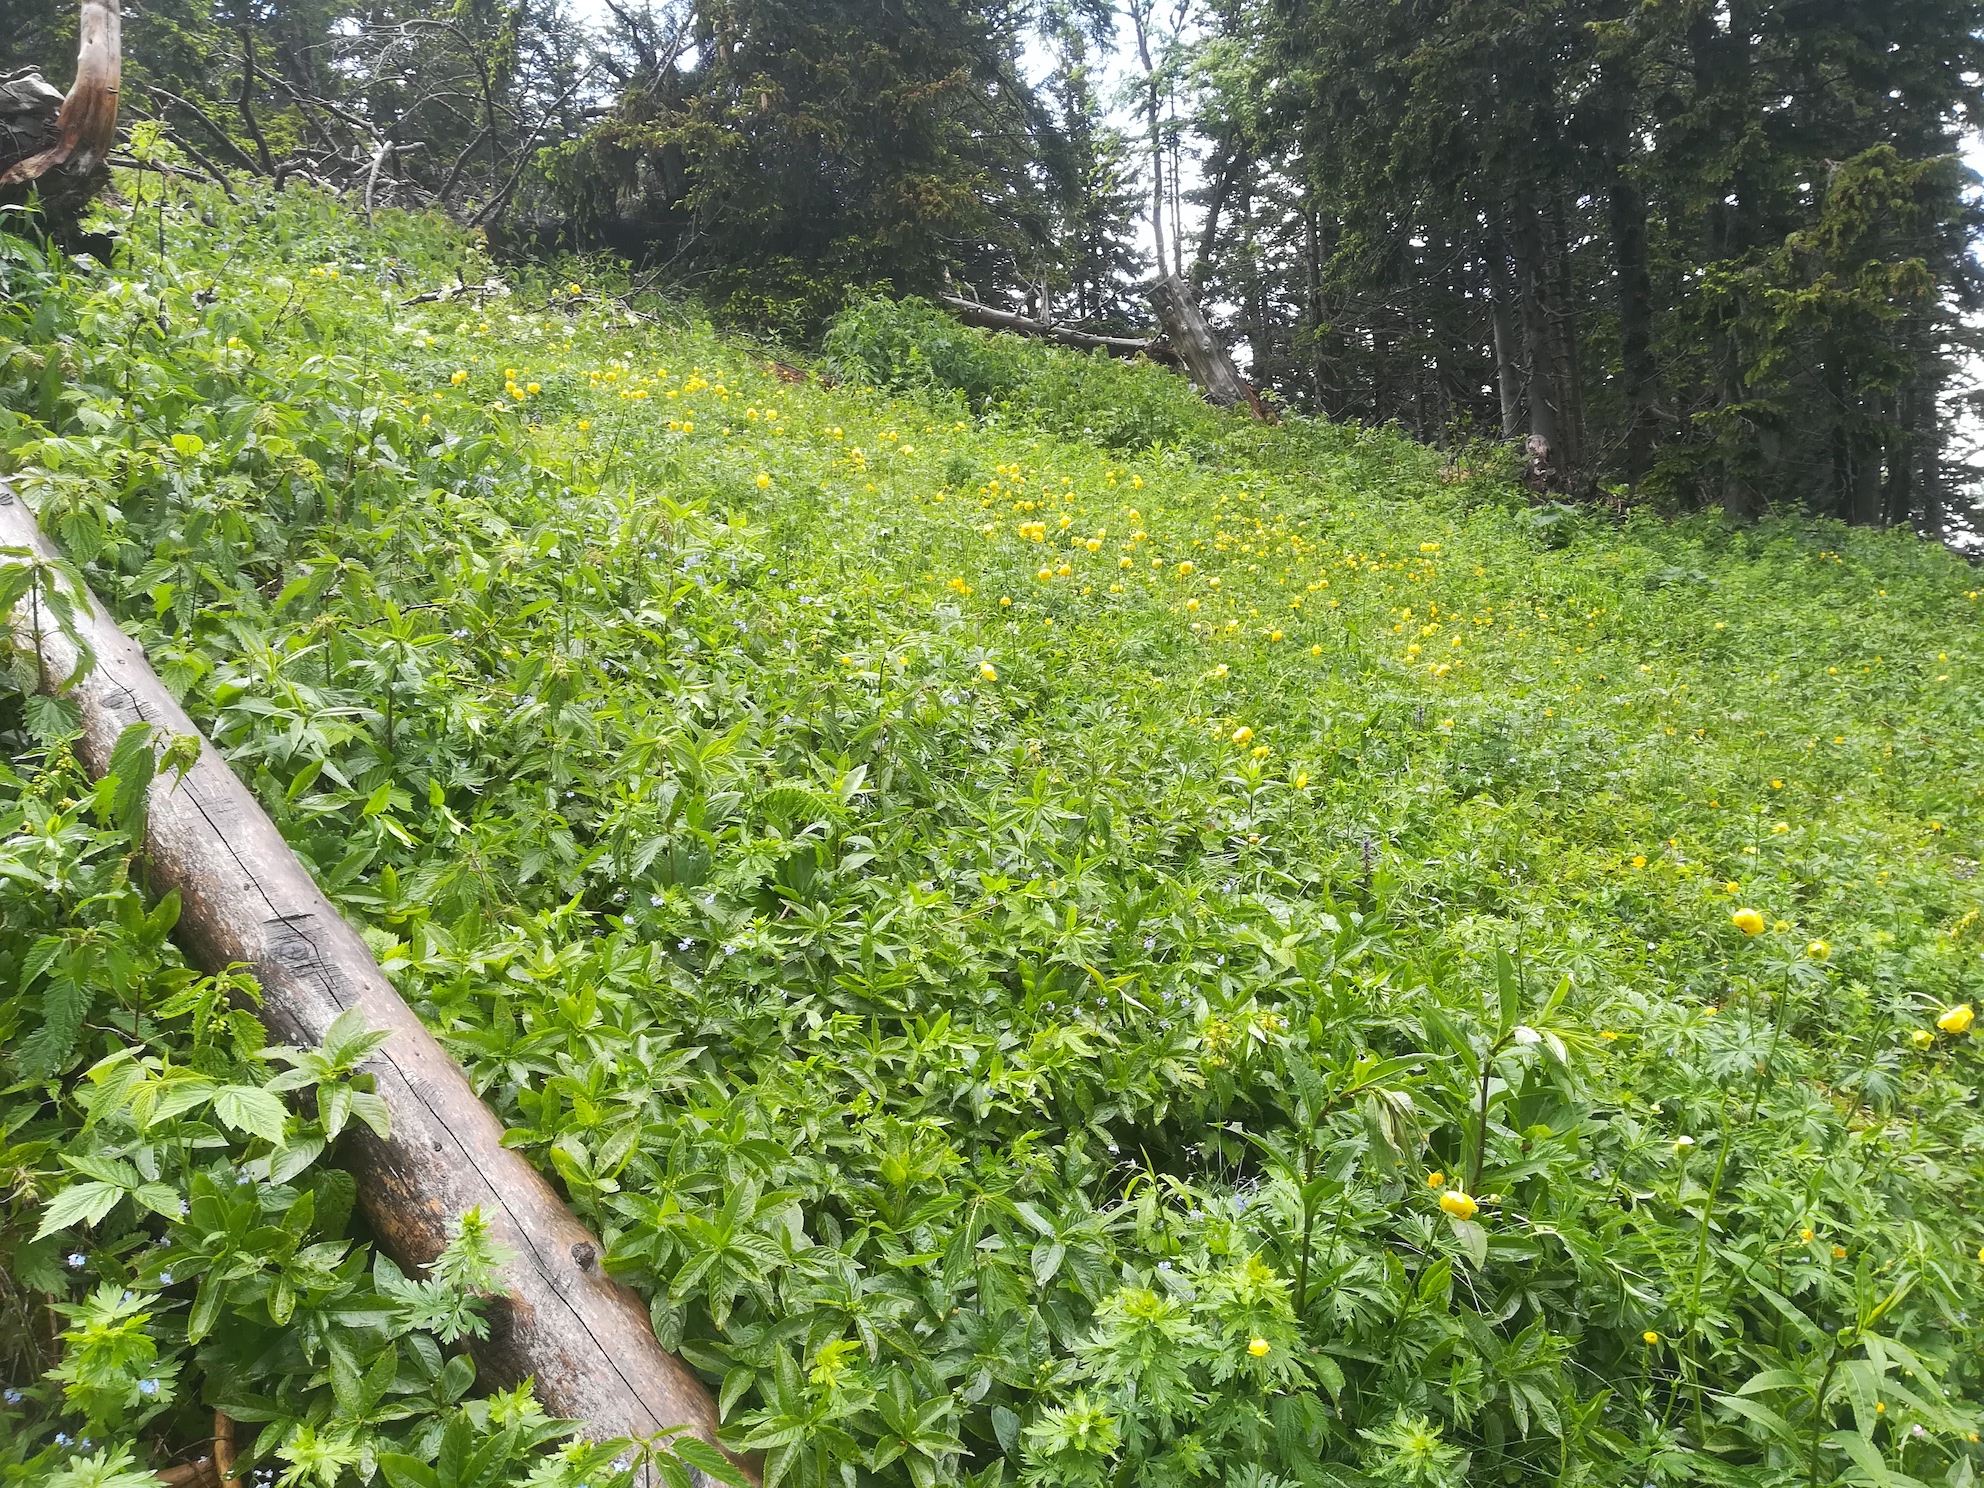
[1177,561,1196,575]
[1910,1029,1935,1050]
[756,472,771,489]
[979,662,997,682]
[1807,939,1830,960]
[1937,1004,1975,1035]
[1247,1337,1271,1358]
[1730,908,1765,935]
[1232,726,1254,745]
[1426,1171,1445,1188]
[1439,1190,1478,1221]
[1642,1331,1659,1345]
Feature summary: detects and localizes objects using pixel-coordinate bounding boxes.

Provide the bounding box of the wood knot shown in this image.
[570,1240,596,1271]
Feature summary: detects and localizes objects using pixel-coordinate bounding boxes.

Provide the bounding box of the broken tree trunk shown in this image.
[937,294,1179,366]
[0,482,745,1484]
[1147,274,1266,418]
[0,0,123,237]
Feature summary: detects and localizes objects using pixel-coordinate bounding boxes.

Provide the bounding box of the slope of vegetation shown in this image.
[4,181,1984,1488]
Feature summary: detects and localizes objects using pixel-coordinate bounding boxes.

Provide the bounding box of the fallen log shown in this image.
[0,482,746,1485]
[937,293,1179,365]
[1147,274,1269,419]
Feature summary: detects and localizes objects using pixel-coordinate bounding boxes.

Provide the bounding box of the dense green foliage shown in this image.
[10,0,1981,521]
[5,182,1984,1488]
[536,0,1064,331]
[1188,0,1984,525]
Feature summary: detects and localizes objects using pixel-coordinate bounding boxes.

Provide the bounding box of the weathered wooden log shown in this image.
[0,0,123,236]
[937,293,1180,365]
[0,482,745,1484]
[1147,274,1267,417]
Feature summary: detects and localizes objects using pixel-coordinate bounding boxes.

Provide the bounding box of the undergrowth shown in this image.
[2,179,1983,1488]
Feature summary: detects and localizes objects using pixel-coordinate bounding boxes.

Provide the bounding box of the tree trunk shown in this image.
[1303,204,1331,413]
[1193,143,1240,285]
[0,483,748,1486]
[1486,244,1523,439]
[1608,165,1658,484]
[1128,2,1166,274]
[1506,206,1561,469]
[0,0,121,237]
[1541,196,1584,473]
[1149,273,1263,416]
[1909,377,1944,542]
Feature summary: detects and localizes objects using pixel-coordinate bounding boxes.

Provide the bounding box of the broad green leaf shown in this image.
[213,1084,290,1144]
[34,1181,123,1238]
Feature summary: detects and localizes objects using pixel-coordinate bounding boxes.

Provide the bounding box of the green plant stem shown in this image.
[1688,1088,1734,1321]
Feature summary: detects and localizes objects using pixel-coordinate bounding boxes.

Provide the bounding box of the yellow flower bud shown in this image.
[1439,1190,1478,1221]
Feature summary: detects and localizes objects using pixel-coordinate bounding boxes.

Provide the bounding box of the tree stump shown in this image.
[1,0,122,240]
[1147,274,1266,417]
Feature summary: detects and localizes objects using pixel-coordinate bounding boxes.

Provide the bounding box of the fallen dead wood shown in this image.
[0,482,747,1485]
[937,293,1180,365]
[400,277,511,306]
[0,0,122,236]
[153,1409,238,1488]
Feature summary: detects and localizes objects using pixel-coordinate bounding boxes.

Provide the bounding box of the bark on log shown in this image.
[0,0,122,235]
[937,294,1179,366]
[0,482,746,1486]
[1147,274,1267,418]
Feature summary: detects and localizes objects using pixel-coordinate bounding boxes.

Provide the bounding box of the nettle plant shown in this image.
[0,729,655,1485]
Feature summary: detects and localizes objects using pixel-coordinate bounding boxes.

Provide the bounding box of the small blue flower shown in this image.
[4,1388,22,1404]
[66,1253,86,1269]
[54,1433,70,1446]
[138,1379,159,1396]
[159,1272,173,1285]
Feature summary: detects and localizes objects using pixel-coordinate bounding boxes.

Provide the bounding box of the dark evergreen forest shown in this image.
[7,0,1982,523]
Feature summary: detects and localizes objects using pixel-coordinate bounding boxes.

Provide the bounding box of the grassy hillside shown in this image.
[3,181,1983,1488]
